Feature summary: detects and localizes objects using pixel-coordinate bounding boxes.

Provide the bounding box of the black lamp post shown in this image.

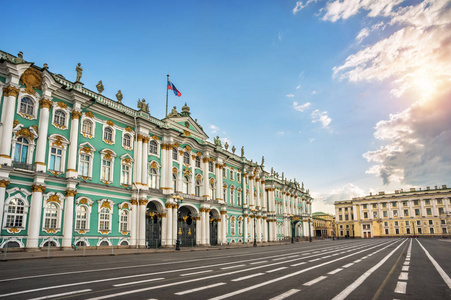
[175,197,183,251]
[352,224,355,239]
[253,210,257,247]
[308,218,312,242]
[291,216,294,243]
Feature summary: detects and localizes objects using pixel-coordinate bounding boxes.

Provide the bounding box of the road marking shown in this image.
[304,276,327,286]
[273,255,299,261]
[28,289,92,300]
[417,239,451,290]
[332,239,407,300]
[221,264,246,270]
[342,263,354,268]
[175,282,226,295]
[402,266,409,271]
[328,268,343,275]
[323,255,331,258]
[250,260,268,264]
[309,258,321,262]
[180,270,213,276]
[208,240,399,300]
[269,289,300,300]
[291,262,306,267]
[398,272,408,280]
[266,267,288,273]
[113,278,165,287]
[353,259,362,263]
[394,281,407,294]
[231,273,265,282]
[403,261,409,265]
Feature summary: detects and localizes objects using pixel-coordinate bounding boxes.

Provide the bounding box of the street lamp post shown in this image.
[290,215,294,243]
[352,224,355,239]
[308,218,312,242]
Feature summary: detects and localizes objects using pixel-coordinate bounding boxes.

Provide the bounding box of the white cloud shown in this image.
[293,101,311,112]
[355,27,369,43]
[311,90,317,95]
[309,138,315,143]
[322,0,405,22]
[312,183,366,214]
[220,137,232,146]
[286,93,295,98]
[277,131,285,135]
[311,109,332,129]
[293,0,317,14]
[278,31,282,41]
[209,124,220,134]
[296,85,301,90]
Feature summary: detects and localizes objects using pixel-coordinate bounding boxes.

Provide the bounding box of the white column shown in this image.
[161,214,167,246]
[34,99,52,172]
[177,151,183,192]
[27,185,45,248]
[249,177,255,208]
[206,211,210,245]
[62,189,76,248]
[130,199,138,246]
[190,153,195,194]
[222,211,227,243]
[66,109,81,177]
[243,214,248,243]
[141,137,149,185]
[196,216,202,245]
[0,86,19,165]
[166,202,173,246]
[263,218,268,242]
[139,200,147,247]
[432,199,438,216]
[0,180,10,230]
[172,205,178,245]
[167,145,174,191]
[135,136,143,185]
[160,144,167,190]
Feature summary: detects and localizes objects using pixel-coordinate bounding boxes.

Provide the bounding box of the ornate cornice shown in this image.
[130,199,138,205]
[0,180,10,188]
[65,190,77,197]
[71,110,82,119]
[39,98,53,109]
[3,86,20,97]
[31,184,46,193]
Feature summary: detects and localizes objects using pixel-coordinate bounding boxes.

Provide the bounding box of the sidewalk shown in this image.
[0,240,305,261]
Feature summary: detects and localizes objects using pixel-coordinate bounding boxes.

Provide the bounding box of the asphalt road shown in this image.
[0,238,450,299]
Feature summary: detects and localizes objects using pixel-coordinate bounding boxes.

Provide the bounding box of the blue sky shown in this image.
[3,1,450,214]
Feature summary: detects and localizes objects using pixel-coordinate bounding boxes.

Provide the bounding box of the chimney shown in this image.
[427,186,430,190]
[395,190,399,194]
[442,185,447,189]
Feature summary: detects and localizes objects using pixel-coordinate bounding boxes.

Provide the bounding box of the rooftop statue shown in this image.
[16,51,25,63]
[214,136,222,147]
[43,63,49,70]
[97,81,104,94]
[261,156,264,166]
[75,63,83,82]
[116,90,123,103]
[167,106,180,118]
[241,146,244,157]
[232,145,236,154]
[137,98,149,113]
[224,142,229,151]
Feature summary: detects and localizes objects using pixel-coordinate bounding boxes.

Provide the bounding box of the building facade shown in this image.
[312,212,334,238]
[335,185,451,238]
[0,50,314,249]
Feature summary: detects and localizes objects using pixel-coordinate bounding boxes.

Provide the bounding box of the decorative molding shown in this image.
[20,68,42,95]
[71,110,82,119]
[31,184,46,193]
[3,85,20,97]
[0,180,10,188]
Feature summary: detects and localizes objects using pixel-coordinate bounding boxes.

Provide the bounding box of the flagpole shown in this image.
[166,74,169,117]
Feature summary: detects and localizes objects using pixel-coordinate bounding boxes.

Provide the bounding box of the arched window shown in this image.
[209,162,214,172]
[19,97,34,115]
[13,137,29,163]
[104,127,113,142]
[230,170,234,180]
[120,210,129,232]
[195,180,201,197]
[183,152,190,164]
[230,188,234,206]
[237,173,241,182]
[75,206,88,230]
[230,218,236,235]
[172,148,178,160]
[54,110,66,127]
[149,168,158,189]
[183,175,189,194]
[149,140,158,154]
[237,189,242,206]
[44,203,58,229]
[123,133,131,148]
[195,156,201,168]
[82,119,93,135]
[173,173,177,192]
[5,198,25,227]
[223,186,227,202]
[99,208,111,231]
[238,219,243,235]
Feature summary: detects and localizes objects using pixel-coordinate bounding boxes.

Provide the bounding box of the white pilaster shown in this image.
[0,87,19,165]
[27,184,45,248]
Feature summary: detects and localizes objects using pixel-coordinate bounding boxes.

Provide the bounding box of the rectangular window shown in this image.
[405,221,410,226]
[222,168,226,178]
[230,219,236,235]
[372,203,377,208]
[102,160,111,181]
[404,209,408,217]
[415,209,420,216]
[49,147,62,171]
[425,200,430,205]
[395,228,399,234]
[383,211,388,218]
[79,154,90,177]
[345,215,349,220]
[339,215,343,221]
[384,222,388,226]
[417,220,421,226]
[428,220,433,225]
[364,212,368,218]
[393,210,398,217]
[403,201,407,206]
[120,211,128,232]
[430,228,434,234]
[121,164,130,184]
[414,200,419,205]
[382,203,387,208]
[437,199,442,204]
[392,202,397,207]
[373,212,377,218]
[426,208,432,215]
[237,173,241,182]
[394,221,399,226]
[385,229,389,235]
[439,207,444,215]
[363,204,367,209]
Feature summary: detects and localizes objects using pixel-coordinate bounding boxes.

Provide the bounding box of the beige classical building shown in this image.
[312,212,335,238]
[335,185,451,238]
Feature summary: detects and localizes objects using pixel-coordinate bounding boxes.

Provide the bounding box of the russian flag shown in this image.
[167,79,182,97]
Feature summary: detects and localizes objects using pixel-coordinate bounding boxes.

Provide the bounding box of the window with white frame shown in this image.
[19,97,34,116]
[223,185,227,202]
[123,133,132,149]
[13,137,29,163]
[49,147,63,171]
[222,168,226,178]
[209,162,214,172]
[100,150,116,182]
[75,205,88,230]
[104,127,114,143]
[195,180,201,197]
[120,210,129,232]
[5,198,25,228]
[53,110,66,127]
[82,119,93,136]
[121,163,131,185]
[149,167,159,189]
[230,170,234,180]
[44,202,59,229]
[99,208,111,231]
[149,140,158,155]
[183,152,190,164]
[79,153,90,177]
[183,175,189,194]
[173,173,178,192]
[172,148,178,160]
[237,173,241,182]
[210,181,215,199]
[238,219,243,235]
[230,218,236,235]
[102,159,112,181]
[195,156,201,168]
[237,189,242,206]
[230,188,234,206]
